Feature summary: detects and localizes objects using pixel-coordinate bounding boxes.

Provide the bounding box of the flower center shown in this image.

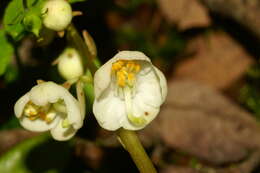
[112,60,140,88]
[112,60,146,126]
[23,101,55,123]
[23,101,69,126]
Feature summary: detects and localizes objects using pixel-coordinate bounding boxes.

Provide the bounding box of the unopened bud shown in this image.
[42,0,72,31]
[57,48,84,80]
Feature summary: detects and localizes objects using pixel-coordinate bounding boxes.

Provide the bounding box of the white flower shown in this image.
[42,0,72,31]
[93,51,167,131]
[57,48,84,80]
[14,81,83,141]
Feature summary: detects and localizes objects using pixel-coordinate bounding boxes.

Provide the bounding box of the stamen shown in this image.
[39,112,47,120]
[112,60,124,72]
[112,60,141,88]
[117,70,126,87]
[134,65,140,73]
[23,102,56,123]
[126,62,135,71]
[45,111,57,123]
[112,60,145,126]
[24,103,39,117]
[127,73,135,86]
[53,101,67,113]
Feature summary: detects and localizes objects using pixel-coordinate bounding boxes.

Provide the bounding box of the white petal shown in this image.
[136,68,163,107]
[20,115,60,132]
[153,66,168,102]
[63,93,83,129]
[94,51,151,99]
[29,82,61,105]
[122,94,160,130]
[93,89,126,131]
[14,93,30,118]
[50,120,77,141]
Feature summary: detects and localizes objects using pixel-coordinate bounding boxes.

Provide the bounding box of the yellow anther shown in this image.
[134,64,140,73]
[112,60,141,88]
[28,115,38,120]
[45,112,56,123]
[118,79,125,87]
[126,61,135,71]
[117,70,125,79]
[24,103,39,117]
[39,112,47,120]
[117,70,126,87]
[112,60,124,72]
[127,73,135,81]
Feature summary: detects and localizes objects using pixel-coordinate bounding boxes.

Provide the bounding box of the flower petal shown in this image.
[50,120,77,141]
[62,93,83,129]
[14,93,30,118]
[122,94,160,130]
[93,88,126,131]
[94,51,151,99]
[153,66,168,102]
[136,67,163,108]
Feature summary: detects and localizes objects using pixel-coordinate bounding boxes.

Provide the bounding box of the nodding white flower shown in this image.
[42,0,72,31]
[14,81,83,141]
[57,48,84,80]
[93,51,167,131]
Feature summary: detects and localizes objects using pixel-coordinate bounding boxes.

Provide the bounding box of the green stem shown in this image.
[76,80,86,117]
[66,24,97,74]
[117,128,157,173]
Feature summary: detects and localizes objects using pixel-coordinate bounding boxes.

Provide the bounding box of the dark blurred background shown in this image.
[1,0,260,173]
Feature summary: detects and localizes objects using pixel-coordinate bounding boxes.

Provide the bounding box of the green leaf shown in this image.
[68,0,86,4]
[0,30,14,76]
[23,13,42,36]
[4,0,46,40]
[83,70,95,111]
[3,0,26,41]
[23,0,45,37]
[0,133,73,173]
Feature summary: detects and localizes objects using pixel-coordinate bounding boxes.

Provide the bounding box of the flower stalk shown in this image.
[76,79,86,117]
[117,128,157,173]
[66,24,97,74]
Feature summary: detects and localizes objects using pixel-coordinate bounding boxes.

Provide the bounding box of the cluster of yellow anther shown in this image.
[23,102,53,123]
[112,60,141,87]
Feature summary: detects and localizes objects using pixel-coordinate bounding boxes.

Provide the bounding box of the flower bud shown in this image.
[42,0,72,31]
[57,48,84,80]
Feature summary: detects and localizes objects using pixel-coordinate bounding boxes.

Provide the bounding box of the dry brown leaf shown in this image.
[173,31,254,90]
[160,166,200,173]
[156,80,260,165]
[158,0,211,30]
